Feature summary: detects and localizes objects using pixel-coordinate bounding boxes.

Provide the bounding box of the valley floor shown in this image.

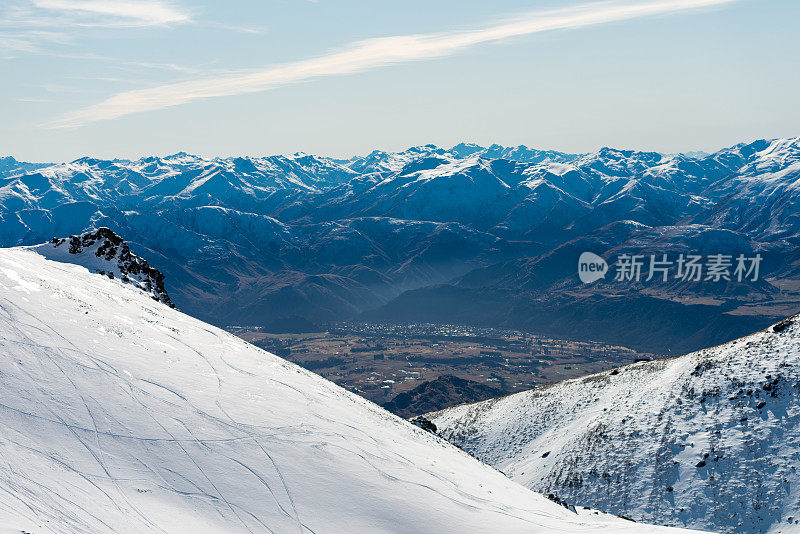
[232,322,660,413]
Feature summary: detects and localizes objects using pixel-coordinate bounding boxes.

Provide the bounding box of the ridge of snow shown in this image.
[429,315,800,533]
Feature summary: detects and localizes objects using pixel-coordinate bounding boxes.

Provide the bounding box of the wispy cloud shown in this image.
[0,28,70,55]
[0,1,190,55]
[30,0,190,25]
[0,1,194,61]
[50,0,739,128]
[0,33,46,54]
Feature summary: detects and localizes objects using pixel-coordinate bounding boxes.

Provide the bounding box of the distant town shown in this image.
[229,321,661,408]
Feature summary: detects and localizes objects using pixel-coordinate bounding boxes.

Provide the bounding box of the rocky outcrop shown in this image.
[45,228,174,307]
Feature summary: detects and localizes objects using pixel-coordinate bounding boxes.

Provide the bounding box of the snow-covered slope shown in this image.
[429,316,800,533]
[0,156,50,178]
[0,246,693,533]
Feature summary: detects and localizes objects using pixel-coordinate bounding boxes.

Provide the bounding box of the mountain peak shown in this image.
[33,228,174,308]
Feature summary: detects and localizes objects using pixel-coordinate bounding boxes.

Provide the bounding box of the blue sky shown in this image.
[1,0,798,161]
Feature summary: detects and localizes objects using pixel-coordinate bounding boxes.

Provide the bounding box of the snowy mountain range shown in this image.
[0,233,695,533]
[1,137,799,351]
[428,315,800,533]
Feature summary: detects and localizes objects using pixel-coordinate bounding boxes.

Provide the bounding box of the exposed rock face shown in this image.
[410,416,438,434]
[382,374,504,418]
[41,227,174,308]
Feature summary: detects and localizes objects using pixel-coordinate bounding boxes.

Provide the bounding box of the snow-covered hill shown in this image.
[0,244,694,533]
[428,315,800,533]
